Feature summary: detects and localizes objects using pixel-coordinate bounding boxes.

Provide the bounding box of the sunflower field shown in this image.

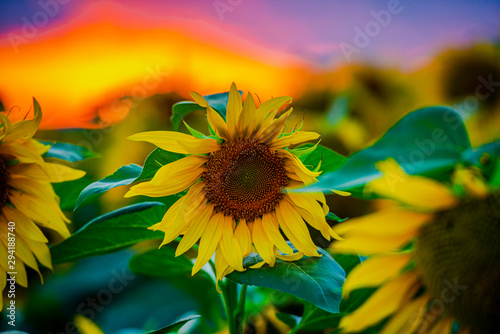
[1,1,499,334]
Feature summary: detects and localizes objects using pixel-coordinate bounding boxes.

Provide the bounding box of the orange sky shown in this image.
[0,2,311,129]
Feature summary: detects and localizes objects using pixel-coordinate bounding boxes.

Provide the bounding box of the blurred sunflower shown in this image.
[127,83,344,284]
[332,159,499,334]
[0,103,85,309]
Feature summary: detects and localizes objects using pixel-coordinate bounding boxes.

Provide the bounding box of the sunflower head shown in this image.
[127,83,343,284]
[332,159,500,333]
[0,102,85,309]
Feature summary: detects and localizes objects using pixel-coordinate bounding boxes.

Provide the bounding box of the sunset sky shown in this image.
[0,0,498,128]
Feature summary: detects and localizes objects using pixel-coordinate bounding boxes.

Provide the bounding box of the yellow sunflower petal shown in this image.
[154,182,206,238]
[43,163,86,183]
[331,189,351,196]
[192,213,224,275]
[0,141,45,165]
[153,197,188,244]
[261,213,293,255]
[252,217,276,266]
[250,261,266,269]
[287,193,331,240]
[428,317,454,334]
[8,190,70,238]
[191,91,230,140]
[334,208,432,237]
[0,267,6,302]
[269,131,320,151]
[238,92,257,138]
[14,259,28,287]
[332,233,419,255]
[2,106,41,143]
[275,200,319,256]
[74,314,104,334]
[256,109,293,144]
[276,252,304,261]
[226,82,242,139]
[369,159,457,211]
[1,234,40,278]
[280,149,320,185]
[2,206,48,242]
[8,163,48,181]
[28,240,53,270]
[343,253,413,297]
[221,216,245,271]
[0,112,12,140]
[234,220,252,257]
[175,204,214,256]
[453,168,489,197]
[339,271,420,332]
[380,295,430,334]
[128,131,220,154]
[125,155,206,197]
[214,246,234,287]
[258,96,293,123]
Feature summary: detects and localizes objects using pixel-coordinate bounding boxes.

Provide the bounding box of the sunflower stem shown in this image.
[222,279,241,334]
[234,284,247,332]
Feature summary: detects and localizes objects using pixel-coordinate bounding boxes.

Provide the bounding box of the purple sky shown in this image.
[1,0,498,69]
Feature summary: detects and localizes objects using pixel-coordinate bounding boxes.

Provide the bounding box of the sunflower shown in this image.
[126,83,343,284]
[331,159,499,334]
[0,105,85,309]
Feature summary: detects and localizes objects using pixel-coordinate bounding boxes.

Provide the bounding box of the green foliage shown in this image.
[130,246,210,282]
[135,147,184,183]
[461,139,500,178]
[40,140,99,162]
[491,158,500,187]
[228,243,345,313]
[53,176,92,211]
[302,107,472,196]
[171,101,203,130]
[51,202,170,264]
[74,164,142,210]
[130,247,223,331]
[299,144,346,173]
[142,315,201,334]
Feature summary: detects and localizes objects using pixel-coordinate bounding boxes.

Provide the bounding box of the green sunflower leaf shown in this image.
[228,243,345,314]
[130,247,221,326]
[300,107,471,196]
[53,176,93,211]
[40,140,99,162]
[142,315,201,334]
[51,202,168,264]
[135,147,184,183]
[74,164,143,210]
[171,101,203,130]
[299,144,346,174]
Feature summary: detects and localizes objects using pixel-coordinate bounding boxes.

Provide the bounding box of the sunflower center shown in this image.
[202,139,289,221]
[0,155,9,209]
[416,193,500,333]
